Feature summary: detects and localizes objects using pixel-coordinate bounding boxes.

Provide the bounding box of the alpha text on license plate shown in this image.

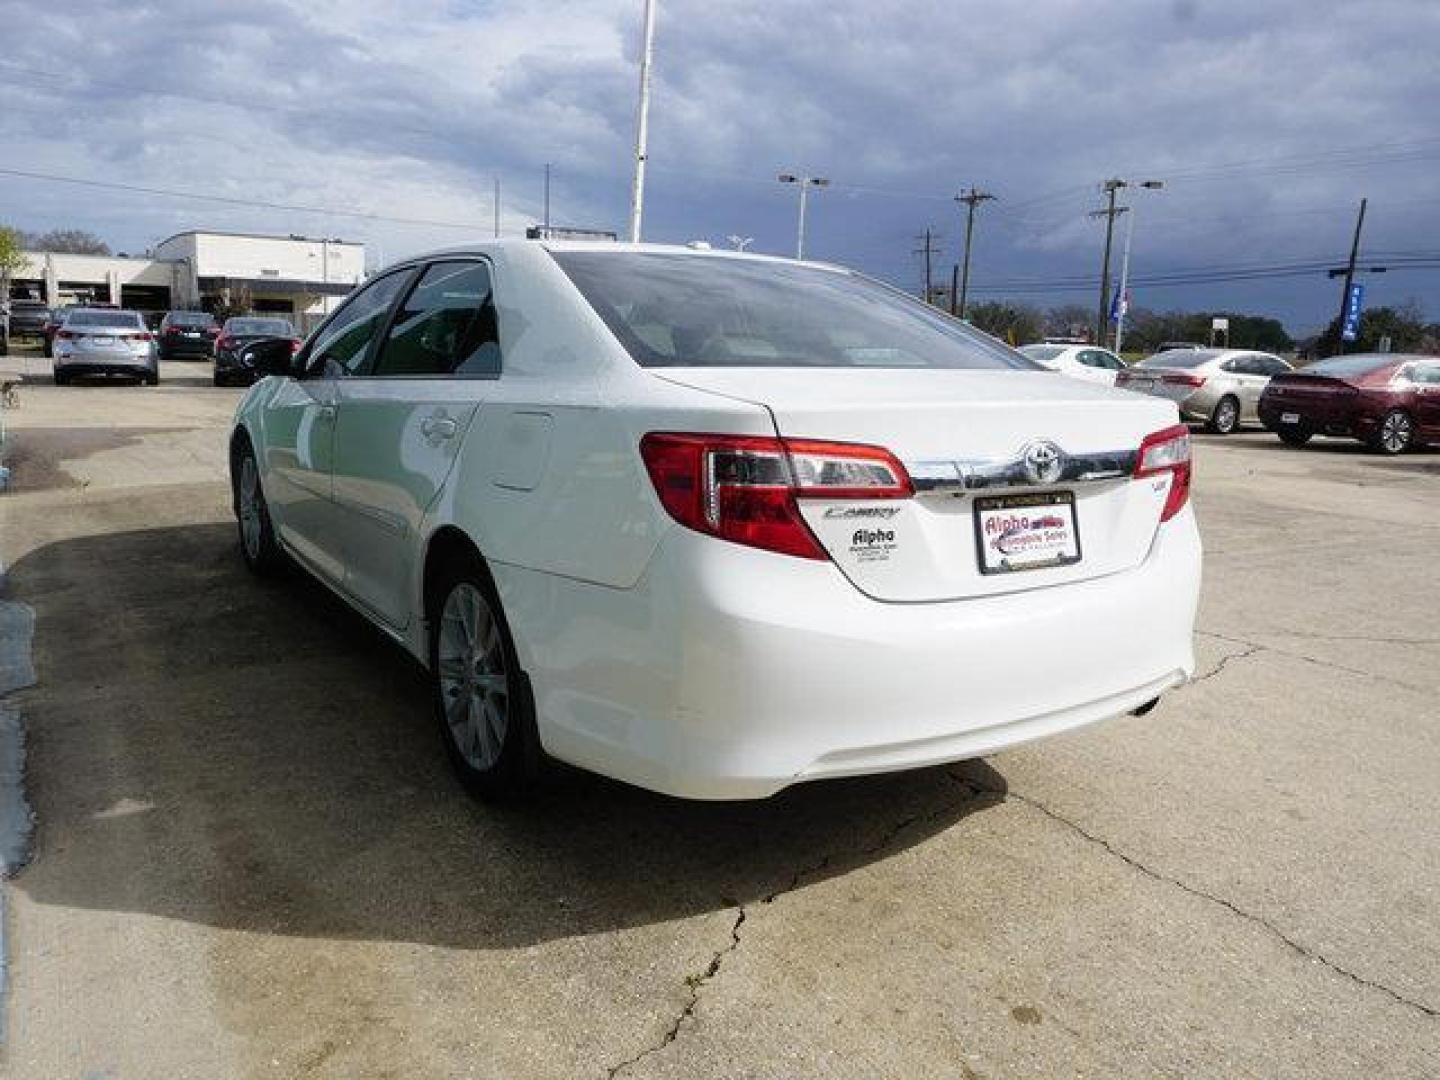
[974,491,1081,575]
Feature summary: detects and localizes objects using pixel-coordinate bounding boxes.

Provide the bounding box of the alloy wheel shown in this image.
[437,582,510,772]
[1380,411,1412,454]
[238,455,263,560]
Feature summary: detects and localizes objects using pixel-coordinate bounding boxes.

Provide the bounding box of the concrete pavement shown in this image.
[0,354,1436,1077]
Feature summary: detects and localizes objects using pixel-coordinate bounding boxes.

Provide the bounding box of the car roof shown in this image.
[377,239,851,275]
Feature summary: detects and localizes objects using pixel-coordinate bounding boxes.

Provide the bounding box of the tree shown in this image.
[1044,304,1092,340]
[1,225,28,352]
[1317,300,1428,356]
[966,301,1044,345]
[25,228,111,255]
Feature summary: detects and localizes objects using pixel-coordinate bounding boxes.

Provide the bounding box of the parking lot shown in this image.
[0,351,1437,1078]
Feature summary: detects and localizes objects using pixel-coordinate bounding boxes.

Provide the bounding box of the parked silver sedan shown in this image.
[1115,348,1291,434]
[52,308,159,386]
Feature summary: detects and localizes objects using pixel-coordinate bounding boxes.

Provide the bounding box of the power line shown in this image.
[0,166,492,232]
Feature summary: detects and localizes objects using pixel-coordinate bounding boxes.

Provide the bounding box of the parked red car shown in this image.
[1259,353,1440,454]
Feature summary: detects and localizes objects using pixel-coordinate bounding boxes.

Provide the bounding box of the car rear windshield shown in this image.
[228,318,294,335]
[1138,349,1220,369]
[1301,355,1396,378]
[1019,344,1065,363]
[65,310,143,329]
[169,311,214,326]
[552,252,1037,370]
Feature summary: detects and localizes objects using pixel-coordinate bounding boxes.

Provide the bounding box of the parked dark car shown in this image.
[158,310,220,360]
[213,316,300,386]
[7,300,51,339]
[1259,353,1440,454]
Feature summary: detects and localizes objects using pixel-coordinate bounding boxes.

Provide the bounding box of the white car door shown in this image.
[329,259,499,629]
[261,270,413,583]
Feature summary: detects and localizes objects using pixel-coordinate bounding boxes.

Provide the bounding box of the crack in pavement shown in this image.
[1189,642,1264,684]
[990,783,1439,1021]
[605,782,1001,1077]
[1196,629,1430,695]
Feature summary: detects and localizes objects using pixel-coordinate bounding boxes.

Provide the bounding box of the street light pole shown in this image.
[778,173,829,259]
[1092,178,1126,347]
[1112,180,1163,354]
[628,0,659,243]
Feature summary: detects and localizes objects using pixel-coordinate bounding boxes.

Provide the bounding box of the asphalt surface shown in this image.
[0,352,1437,1078]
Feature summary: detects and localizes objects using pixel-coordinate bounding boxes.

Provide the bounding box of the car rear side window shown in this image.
[306,269,412,377]
[552,252,1035,371]
[372,261,500,378]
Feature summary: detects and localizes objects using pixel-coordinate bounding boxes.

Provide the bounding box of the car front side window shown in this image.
[304,269,412,378]
[372,261,501,378]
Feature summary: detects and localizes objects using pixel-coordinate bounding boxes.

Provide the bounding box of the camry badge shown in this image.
[1021,440,1065,485]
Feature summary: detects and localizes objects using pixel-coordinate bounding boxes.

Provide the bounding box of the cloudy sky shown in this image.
[2,0,1437,332]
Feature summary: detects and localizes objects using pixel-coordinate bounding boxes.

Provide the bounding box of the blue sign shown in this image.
[1341,282,1365,342]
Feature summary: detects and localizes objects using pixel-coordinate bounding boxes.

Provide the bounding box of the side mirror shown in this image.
[240,338,298,378]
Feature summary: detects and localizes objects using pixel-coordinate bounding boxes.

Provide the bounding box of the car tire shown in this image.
[233,441,284,574]
[1207,396,1240,435]
[213,373,227,387]
[427,549,542,801]
[143,370,159,387]
[1369,409,1414,455]
[1277,427,1313,447]
[53,370,69,387]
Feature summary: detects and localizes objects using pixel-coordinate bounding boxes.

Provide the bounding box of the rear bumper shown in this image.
[496,507,1202,800]
[1259,399,1376,438]
[161,338,215,357]
[54,353,155,376]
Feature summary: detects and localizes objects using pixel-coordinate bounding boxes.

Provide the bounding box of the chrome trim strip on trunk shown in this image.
[908,448,1139,493]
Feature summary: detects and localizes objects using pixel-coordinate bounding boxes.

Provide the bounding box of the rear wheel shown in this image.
[1277,427,1313,447]
[143,370,159,386]
[1207,395,1240,435]
[53,370,69,387]
[234,442,283,573]
[1370,409,1414,455]
[428,551,540,800]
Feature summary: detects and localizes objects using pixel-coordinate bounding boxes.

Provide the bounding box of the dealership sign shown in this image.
[1341,283,1365,342]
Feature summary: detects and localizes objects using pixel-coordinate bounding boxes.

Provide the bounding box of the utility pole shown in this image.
[628,0,659,243]
[1332,197,1368,355]
[913,229,941,302]
[1091,178,1128,346]
[949,263,960,316]
[493,175,501,238]
[954,187,996,319]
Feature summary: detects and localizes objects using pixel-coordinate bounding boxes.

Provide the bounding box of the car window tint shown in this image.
[1409,363,1440,385]
[1098,351,1124,370]
[553,252,1036,371]
[373,261,500,378]
[306,270,411,377]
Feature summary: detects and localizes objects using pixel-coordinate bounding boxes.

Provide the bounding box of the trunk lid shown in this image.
[653,368,1183,602]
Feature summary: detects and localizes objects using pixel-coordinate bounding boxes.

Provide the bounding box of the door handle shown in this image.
[318,404,337,421]
[421,416,459,440]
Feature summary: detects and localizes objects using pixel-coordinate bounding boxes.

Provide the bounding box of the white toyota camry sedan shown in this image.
[229,242,1200,800]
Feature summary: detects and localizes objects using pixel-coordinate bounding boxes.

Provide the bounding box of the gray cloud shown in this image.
[1,0,1435,329]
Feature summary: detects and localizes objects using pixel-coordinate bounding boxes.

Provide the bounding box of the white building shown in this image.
[9,230,365,328]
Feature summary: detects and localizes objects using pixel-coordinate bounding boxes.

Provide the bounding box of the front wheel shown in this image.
[233,442,284,573]
[1207,396,1240,435]
[429,554,540,800]
[1277,427,1313,447]
[1370,409,1414,455]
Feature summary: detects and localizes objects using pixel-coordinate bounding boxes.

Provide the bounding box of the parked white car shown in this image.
[229,243,1201,800]
[1018,343,1127,386]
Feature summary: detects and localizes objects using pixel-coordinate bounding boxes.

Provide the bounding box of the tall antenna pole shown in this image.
[493,175,501,238]
[954,186,996,319]
[543,163,552,235]
[628,0,659,243]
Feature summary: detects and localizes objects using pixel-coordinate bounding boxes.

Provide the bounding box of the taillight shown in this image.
[56,330,75,340]
[1135,424,1192,523]
[289,338,302,353]
[165,326,181,335]
[216,335,232,351]
[1161,373,1206,387]
[135,332,154,342]
[639,433,912,560]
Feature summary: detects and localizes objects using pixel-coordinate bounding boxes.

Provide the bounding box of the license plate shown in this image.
[975,491,1081,575]
[93,335,116,345]
[1128,378,1154,392]
[183,331,200,338]
[1280,412,1300,424]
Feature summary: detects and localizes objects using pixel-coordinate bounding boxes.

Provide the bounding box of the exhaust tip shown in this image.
[1130,696,1161,717]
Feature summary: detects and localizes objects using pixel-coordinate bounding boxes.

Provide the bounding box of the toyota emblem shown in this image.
[1021,440,1065,485]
